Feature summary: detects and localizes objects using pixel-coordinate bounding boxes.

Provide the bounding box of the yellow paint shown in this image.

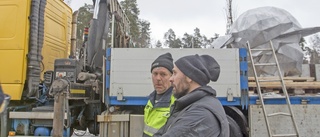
[70,89,86,94]
[42,0,72,74]
[0,0,72,100]
[1,84,23,101]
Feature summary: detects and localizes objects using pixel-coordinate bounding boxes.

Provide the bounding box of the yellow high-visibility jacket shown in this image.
[143,87,175,136]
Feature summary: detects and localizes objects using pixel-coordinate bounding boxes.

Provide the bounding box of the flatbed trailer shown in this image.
[97,47,320,137]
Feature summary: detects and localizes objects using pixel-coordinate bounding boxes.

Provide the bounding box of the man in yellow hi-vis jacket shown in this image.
[143,53,175,137]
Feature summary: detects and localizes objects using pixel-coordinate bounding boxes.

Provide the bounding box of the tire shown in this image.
[224,106,249,137]
[227,115,243,137]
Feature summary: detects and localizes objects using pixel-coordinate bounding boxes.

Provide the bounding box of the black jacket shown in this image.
[153,86,229,137]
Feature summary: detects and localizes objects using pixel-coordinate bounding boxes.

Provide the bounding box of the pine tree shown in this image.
[76,4,93,48]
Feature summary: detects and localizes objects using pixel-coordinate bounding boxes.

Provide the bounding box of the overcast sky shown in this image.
[70,0,320,43]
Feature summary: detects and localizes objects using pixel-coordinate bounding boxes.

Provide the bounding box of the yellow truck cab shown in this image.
[0,0,71,100]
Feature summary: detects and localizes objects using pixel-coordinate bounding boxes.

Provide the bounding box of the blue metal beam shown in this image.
[109,95,320,106]
[109,96,242,106]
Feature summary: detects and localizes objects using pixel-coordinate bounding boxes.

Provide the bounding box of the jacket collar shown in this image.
[173,86,216,111]
[149,87,173,108]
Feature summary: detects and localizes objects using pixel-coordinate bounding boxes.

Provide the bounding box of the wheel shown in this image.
[224,106,249,137]
[88,120,99,135]
[227,115,243,137]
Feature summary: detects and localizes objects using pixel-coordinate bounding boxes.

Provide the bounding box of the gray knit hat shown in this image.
[151,53,174,73]
[175,54,220,86]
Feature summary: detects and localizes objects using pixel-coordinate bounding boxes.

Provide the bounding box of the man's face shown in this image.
[152,67,172,94]
[170,65,190,99]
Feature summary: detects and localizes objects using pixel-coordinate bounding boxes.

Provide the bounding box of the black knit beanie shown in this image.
[151,53,174,73]
[175,54,220,86]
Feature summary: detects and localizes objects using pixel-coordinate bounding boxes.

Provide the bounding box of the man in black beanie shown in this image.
[154,54,229,137]
[143,53,176,137]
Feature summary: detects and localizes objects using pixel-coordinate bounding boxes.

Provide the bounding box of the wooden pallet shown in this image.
[248,77,315,82]
[248,81,320,89]
[248,77,320,89]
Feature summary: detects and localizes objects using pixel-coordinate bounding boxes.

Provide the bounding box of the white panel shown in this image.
[301,64,310,77]
[315,64,320,81]
[109,48,241,97]
[249,105,320,137]
[129,115,144,137]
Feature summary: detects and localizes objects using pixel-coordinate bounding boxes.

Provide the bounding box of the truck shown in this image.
[0,0,75,136]
[1,0,320,137]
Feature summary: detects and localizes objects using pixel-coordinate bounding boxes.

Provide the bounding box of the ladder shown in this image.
[246,40,299,137]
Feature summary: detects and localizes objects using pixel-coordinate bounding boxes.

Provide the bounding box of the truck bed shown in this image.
[106,48,244,105]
